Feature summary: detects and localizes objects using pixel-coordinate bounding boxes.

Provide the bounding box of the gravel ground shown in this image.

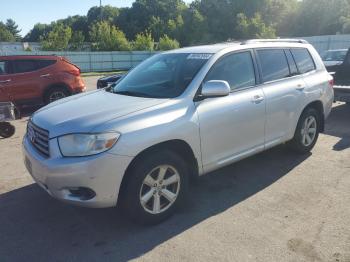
[0,76,349,262]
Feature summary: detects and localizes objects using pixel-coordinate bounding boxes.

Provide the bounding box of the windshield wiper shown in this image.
[113,90,154,98]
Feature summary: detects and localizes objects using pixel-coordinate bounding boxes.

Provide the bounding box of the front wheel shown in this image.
[288,107,320,154]
[120,150,189,225]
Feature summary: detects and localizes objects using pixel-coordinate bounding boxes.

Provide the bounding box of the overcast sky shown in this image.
[0,0,193,37]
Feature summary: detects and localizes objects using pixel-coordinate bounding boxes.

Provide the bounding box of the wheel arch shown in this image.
[118,139,199,203]
[43,83,72,98]
[298,100,325,133]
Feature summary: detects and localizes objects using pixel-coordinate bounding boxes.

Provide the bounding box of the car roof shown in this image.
[0,55,59,60]
[166,40,312,55]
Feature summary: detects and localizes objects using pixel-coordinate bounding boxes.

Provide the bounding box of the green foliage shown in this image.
[24,46,32,52]
[41,23,72,51]
[90,21,130,51]
[87,5,119,25]
[5,19,21,41]
[132,32,154,51]
[236,13,276,39]
[292,0,350,36]
[158,35,180,50]
[18,0,350,50]
[24,23,52,42]
[69,31,85,51]
[0,22,15,42]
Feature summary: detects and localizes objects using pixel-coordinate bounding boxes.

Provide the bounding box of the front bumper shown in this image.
[22,135,133,208]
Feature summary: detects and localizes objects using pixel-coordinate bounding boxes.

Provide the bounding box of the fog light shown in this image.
[68,187,96,201]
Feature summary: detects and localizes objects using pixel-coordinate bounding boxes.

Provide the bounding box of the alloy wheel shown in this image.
[301,115,317,147]
[139,165,181,214]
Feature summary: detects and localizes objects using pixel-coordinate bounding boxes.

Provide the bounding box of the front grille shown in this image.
[27,120,50,158]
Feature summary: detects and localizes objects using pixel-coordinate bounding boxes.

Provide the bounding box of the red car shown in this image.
[0,55,85,105]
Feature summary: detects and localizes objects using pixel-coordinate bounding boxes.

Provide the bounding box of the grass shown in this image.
[81,70,126,77]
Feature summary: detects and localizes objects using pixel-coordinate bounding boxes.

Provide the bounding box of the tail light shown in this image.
[329,78,334,88]
[66,68,81,76]
[61,57,81,76]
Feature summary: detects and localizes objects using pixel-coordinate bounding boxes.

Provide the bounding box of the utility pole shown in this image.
[100,0,103,22]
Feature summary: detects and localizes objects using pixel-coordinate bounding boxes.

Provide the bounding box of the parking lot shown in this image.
[0,76,349,262]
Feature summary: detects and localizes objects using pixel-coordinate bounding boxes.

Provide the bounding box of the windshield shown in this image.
[322,50,347,62]
[111,53,211,98]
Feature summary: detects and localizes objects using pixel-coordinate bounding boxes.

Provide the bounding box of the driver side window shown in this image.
[205,51,256,91]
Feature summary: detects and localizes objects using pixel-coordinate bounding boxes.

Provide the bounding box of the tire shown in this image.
[288,107,320,154]
[0,122,15,138]
[120,150,189,225]
[44,87,69,104]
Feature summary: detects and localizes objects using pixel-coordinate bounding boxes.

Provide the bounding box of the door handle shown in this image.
[252,95,264,104]
[296,83,305,91]
[40,74,51,78]
[0,79,11,84]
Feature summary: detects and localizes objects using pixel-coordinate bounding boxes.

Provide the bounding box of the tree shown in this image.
[87,5,119,25]
[158,35,180,50]
[41,23,72,51]
[90,21,130,51]
[24,23,52,42]
[236,13,276,39]
[116,0,186,41]
[0,22,15,41]
[292,0,350,36]
[69,31,85,50]
[132,32,154,51]
[5,19,21,41]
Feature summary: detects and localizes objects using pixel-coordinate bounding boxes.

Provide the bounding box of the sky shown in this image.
[0,0,193,37]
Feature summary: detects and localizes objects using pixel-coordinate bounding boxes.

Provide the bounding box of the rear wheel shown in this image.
[288,107,320,154]
[120,150,189,225]
[44,87,69,104]
[0,122,15,138]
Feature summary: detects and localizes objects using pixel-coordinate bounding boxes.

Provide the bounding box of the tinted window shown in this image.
[0,61,9,75]
[12,60,38,74]
[285,49,298,76]
[112,53,209,98]
[37,60,56,69]
[205,51,256,91]
[257,49,290,82]
[291,48,315,74]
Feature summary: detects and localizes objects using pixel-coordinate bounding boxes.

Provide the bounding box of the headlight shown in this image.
[58,132,120,157]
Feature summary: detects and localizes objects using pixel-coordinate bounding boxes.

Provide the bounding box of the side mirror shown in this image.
[200,80,230,98]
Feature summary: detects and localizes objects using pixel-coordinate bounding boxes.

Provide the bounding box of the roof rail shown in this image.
[241,39,309,45]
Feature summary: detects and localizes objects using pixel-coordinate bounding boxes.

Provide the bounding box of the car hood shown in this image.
[32,90,168,138]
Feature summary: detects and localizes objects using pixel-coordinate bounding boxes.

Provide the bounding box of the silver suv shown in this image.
[23,40,334,224]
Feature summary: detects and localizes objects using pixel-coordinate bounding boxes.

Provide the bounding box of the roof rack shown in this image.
[241,39,309,45]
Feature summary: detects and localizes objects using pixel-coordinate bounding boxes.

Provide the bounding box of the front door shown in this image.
[196,51,266,173]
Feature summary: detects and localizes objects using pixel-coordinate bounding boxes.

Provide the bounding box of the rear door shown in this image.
[256,48,307,148]
[8,59,47,103]
[0,60,12,102]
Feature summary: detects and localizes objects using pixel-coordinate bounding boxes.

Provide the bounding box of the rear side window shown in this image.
[12,60,38,74]
[257,49,290,82]
[37,60,56,69]
[0,61,9,75]
[285,49,298,76]
[205,51,256,91]
[291,48,316,74]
